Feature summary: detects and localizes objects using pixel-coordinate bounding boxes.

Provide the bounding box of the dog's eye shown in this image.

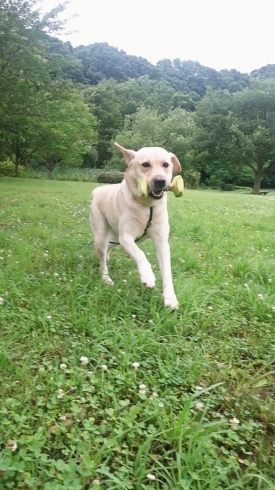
[163,162,169,168]
[142,162,151,168]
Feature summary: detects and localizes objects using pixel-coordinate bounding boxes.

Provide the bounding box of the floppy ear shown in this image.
[169,153,182,174]
[114,142,136,165]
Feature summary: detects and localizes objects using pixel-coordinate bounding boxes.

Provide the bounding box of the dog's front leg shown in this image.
[152,236,179,309]
[119,234,156,288]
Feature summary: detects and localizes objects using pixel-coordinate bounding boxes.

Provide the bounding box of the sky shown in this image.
[42,0,274,74]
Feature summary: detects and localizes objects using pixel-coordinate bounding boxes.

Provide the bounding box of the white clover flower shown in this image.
[228,264,233,269]
[152,392,158,398]
[6,440,17,451]
[80,356,89,365]
[147,474,156,480]
[208,306,213,310]
[60,363,67,370]
[139,389,146,395]
[56,389,65,399]
[224,282,229,286]
[53,272,59,277]
[139,384,146,390]
[158,402,164,408]
[101,364,108,371]
[131,314,136,318]
[195,402,204,411]
[59,415,67,421]
[132,362,140,369]
[271,306,275,313]
[0,297,4,305]
[257,293,264,301]
[92,480,101,485]
[46,315,52,320]
[195,385,204,391]
[230,417,240,429]
[268,278,272,283]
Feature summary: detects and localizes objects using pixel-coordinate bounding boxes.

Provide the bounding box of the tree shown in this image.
[0,0,97,176]
[191,89,243,187]
[115,76,177,116]
[73,43,159,85]
[191,83,275,192]
[110,106,195,175]
[41,97,97,180]
[2,83,97,178]
[231,81,275,192]
[82,80,123,166]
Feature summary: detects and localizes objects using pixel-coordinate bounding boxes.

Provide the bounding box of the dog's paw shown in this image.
[164,294,179,309]
[140,267,156,288]
[102,274,114,286]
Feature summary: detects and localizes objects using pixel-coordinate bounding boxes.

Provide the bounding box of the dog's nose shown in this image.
[153,177,166,190]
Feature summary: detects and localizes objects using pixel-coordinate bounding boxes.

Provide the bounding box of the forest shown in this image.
[1,0,275,192]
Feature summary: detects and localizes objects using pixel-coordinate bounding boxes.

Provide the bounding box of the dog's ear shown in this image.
[169,153,181,175]
[114,142,136,165]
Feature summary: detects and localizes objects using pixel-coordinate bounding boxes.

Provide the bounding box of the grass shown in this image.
[0,178,275,490]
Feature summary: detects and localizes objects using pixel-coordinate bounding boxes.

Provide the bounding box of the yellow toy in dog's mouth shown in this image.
[137,176,184,199]
[169,175,184,197]
[138,177,149,198]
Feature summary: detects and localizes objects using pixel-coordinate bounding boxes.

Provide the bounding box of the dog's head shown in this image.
[114,143,181,200]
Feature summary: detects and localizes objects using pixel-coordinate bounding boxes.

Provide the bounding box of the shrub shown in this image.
[205,175,222,189]
[97,171,124,184]
[184,170,200,189]
[25,167,101,182]
[222,183,234,191]
[0,160,25,177]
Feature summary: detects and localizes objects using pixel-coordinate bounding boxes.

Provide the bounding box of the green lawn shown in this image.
[1,178,275,489]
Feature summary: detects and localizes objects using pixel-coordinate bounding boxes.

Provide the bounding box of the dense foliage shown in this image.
[1,0,275,190]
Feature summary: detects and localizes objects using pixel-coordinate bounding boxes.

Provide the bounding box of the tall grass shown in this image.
[0,178,275,489]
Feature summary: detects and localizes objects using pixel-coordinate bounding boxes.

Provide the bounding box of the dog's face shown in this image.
[114,143,181,200]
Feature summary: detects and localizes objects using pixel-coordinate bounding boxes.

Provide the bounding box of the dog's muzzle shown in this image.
[150,177,167,199]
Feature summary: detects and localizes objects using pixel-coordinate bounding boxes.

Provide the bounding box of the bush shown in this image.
[221,183,234,191]
[97,171,124,184]
[184,170,200,189]
[53,167,101,182]
[206,175,222,189]
[24,167,101,182]
[0,160,25,177]
[235,185,252,191]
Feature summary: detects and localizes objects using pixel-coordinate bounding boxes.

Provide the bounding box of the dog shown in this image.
[90,142,181,309]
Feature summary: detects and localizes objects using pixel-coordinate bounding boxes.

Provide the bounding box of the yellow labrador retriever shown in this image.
[90,143,181,309]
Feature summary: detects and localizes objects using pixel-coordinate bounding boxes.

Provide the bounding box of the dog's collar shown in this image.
[109,207,153,245]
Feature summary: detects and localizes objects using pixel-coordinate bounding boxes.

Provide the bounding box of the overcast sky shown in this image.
[42,0,274,73]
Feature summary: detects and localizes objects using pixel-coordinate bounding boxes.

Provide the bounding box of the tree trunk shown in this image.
[252,160,263,194]
[14,143,20,177]
[47,168,53,180]
[14,162,19,177]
